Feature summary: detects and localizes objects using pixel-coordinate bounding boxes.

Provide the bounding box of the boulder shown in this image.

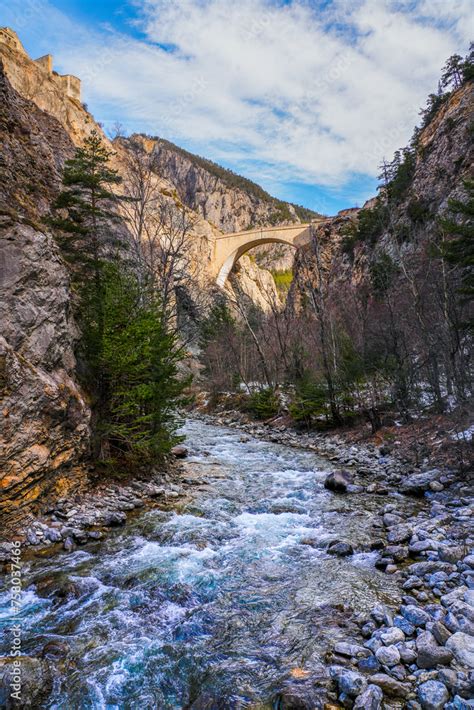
[400,470,441,496]
[328,541,354,557]
[171,445,188,459]
[417,680,449,710]
[416,630,453,668]
[324,469,353,493]
[353,684,383,709]
[445,631,474,668]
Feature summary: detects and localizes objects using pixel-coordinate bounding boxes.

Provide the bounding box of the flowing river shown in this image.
[1,419,417,708]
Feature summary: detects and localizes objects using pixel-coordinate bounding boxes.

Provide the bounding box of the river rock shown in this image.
[380,627,405,645]
[387,525,412,544]
[438,546,466,564]
[328,541,353,557]
[324,470,353,493]
[404,576,424,590]
[375,644,400,667]
[171,445,188,458]
[358,654,381,672]
[41,639,69,660]
[334,642,369,658]
[394,615,416,636]
[44,527,62,543]
[383,512,404,526]
[401,605,431,627]
[337,669,367,697]
[431,620,452,645]
[451,695,474,709]
[103,511,126,527]
[26,529,39,545]
[417,680,449,710]
[445,631,474,668]
[353,684,383,709]
[63,536,74,552]
[400,470,440,496]
[371,604,393,627]
[416,630,453,668]
[368,673,409,697]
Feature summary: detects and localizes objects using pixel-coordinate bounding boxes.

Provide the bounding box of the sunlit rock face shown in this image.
[0,57,91,534]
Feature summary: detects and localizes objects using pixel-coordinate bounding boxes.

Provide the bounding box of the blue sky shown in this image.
[2,0,471,214]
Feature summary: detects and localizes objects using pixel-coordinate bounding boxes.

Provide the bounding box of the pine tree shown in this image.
[440,54,464,90]
[50,131,125,454]
[440,179,474,303]
[50,132,190,465]
[102,265,190,463]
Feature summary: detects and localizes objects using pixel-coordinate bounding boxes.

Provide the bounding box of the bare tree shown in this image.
[118,137,199,328]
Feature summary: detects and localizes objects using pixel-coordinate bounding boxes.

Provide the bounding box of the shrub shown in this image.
[246,387,280,419]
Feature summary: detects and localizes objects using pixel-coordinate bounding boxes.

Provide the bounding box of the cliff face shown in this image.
[290,80,474,310]
[0,38,93,145]
[148,137,319,233]
[0,61,90,534]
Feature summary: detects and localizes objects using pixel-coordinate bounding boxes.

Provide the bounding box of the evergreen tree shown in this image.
[440,179,474,303]
[102,265,190,463]
[440,54,464,90]
[51,131,189,464]
[50,130,125,415]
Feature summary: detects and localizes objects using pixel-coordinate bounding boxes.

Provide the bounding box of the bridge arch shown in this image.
[213,224,315,287]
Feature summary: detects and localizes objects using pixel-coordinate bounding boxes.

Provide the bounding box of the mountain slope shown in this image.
[136,135,321,233]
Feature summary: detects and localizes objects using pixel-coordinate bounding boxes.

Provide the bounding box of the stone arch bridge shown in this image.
[212,222,322,287]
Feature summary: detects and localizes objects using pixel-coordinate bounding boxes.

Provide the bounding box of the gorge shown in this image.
[0,23,473,710]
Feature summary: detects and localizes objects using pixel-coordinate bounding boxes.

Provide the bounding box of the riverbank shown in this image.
[0,458,207,566]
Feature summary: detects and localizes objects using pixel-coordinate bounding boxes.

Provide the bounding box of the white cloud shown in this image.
[4,0,471,195]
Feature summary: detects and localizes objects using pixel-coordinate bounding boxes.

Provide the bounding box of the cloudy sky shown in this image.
[2,0,471,213]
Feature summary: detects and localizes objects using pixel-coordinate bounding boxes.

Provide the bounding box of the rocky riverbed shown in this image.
[1,414,473,708]
[192,411,474,708]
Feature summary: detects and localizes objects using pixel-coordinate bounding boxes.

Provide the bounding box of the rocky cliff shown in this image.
[144,136,320,233]
[289,79,474,311]
[0,60,90,534]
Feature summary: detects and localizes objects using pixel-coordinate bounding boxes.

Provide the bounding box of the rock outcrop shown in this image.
[289,79,474,314]
[0,59,91,534]
[145,137,320,233]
